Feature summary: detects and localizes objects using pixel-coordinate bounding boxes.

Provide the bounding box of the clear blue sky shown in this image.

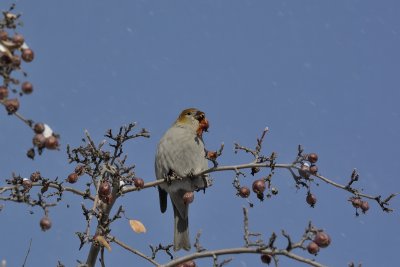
[1,1,400,266]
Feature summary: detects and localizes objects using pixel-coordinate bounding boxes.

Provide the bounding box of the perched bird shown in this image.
[155,108,210,251]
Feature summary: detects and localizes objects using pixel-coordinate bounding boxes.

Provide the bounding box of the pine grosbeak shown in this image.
[155,108,210,251]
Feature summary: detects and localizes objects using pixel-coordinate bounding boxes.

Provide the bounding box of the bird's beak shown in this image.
[194,111,205,121]
[195,111,209,136]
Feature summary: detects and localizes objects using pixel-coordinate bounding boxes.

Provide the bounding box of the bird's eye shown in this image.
[186,112,192,116]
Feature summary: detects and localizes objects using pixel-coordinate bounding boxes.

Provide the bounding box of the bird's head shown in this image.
[175,108,209,137]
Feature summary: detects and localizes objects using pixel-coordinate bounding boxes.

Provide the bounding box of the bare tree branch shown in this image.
[161,247,326,267]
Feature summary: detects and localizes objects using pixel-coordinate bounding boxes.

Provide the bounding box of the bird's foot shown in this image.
[165,170,179,184]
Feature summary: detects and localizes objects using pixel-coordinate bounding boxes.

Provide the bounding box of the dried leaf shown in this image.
[129,219,146,233]
[95,235,111,251]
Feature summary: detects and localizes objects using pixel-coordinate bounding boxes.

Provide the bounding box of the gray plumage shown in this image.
[155,108,209,251]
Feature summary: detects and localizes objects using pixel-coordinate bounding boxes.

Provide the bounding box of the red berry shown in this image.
[12,34,24,47]
[307,241,320,255]
[21,81,33,94]
[67,173,79,184]
[45,136,59,150]
[33,134,46,148]
[306,193,317,207]
[309,165,318,175]
[30,171,41,182]
[183,191,194,205]
[260,254,271,264]
[33,123,45,134]
[99,181,111,197]
[133,177,144,189]
[314,232,331,248]
[238,186,251,198]
[360,201,369,213]
[252,179,266,194]
[0,86,8,100]
[21,48,34,62]
[40,216,52,231]
[308,153,318,163]
[4,98,19,114]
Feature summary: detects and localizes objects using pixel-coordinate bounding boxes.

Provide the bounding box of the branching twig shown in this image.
[161,247,326,267]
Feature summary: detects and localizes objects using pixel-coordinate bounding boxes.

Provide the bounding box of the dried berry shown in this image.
[238,186,250,198]
[252,179,266,194]
[307,241,320,255]
[30,171,41,182]
[33,123,45,134]
[45,135,59,150]
[183,191,194,205]
[307,153,318,163]
[133,177,144,189]
[33,134,46,148]
[40,216,52,231]
[67,173,79,184]
[184,261,196,267]
[4,98,19,114]
[0,86,8,100]
[99,181,111,197]
[21,48,34,62]
[12,34,24,47]
[74,165,85,176]
[360,201,369,213]
[199,118,209,132]
[27,148,35,159]
[21,81,33,94]
[177,261,196,267]
[251,167,260,175]
[22,179,32,191]
[0,53,12,65]
[314,232,331,248]
[207,150,217,160]
[309,165,318,175]
[350,197,362,208]
[260,254,271,264]
[306,193,317,207]
[298,163,310,179]
[271,187,278,195]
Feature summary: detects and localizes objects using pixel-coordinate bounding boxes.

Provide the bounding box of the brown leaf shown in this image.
[95,235,111,251]
[129,219,146,233]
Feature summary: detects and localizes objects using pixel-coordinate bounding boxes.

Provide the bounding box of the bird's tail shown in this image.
[173,201,190,251]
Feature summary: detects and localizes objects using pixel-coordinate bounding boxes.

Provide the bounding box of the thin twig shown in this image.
[21,238,32,267]
[109,236,159,266]
[0,100,33,128]
[100,248,105,267]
